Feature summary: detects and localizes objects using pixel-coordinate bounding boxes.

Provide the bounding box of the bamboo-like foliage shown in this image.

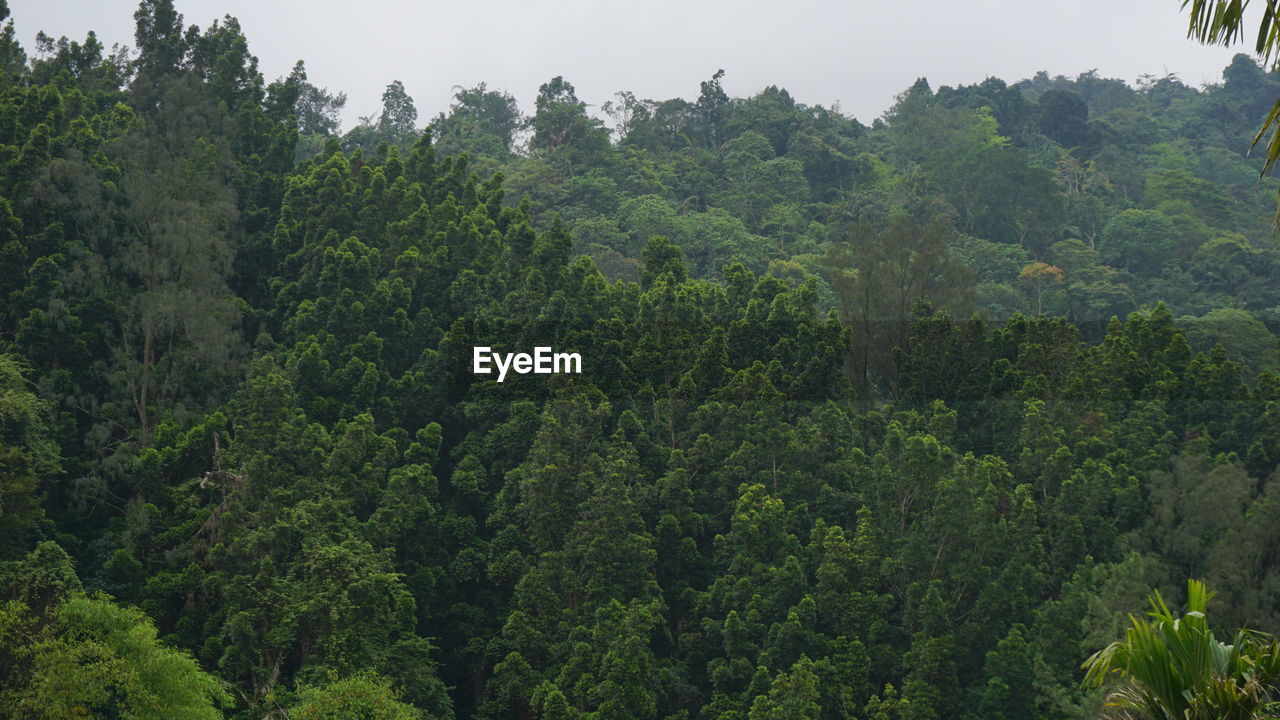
[1183,1,1280,59]
[1182,1,1280,176]
[1082,579,1280,719]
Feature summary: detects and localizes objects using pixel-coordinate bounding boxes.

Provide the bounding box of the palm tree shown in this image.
[1082,579,1280,719]
[1183,0,1280,216]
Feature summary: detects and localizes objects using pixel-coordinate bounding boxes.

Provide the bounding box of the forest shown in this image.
[3,0,1280,718]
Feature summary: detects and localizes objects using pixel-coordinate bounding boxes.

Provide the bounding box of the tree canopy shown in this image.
[0,1,1279,718]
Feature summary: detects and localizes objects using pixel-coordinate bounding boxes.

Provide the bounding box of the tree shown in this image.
[0,543,230,719]
[290,671,423,720]
[1183,0,1280,199]
[696,68,730,146]
[186,15,264,115]
[528,76,610,174]
[822,217,975,396]
[601,90,647,144]
[1100,209,1177,275]
[1049,239,1135,326]
[380,80,419,137]
[104,76,243,443]
[345,80,419,151]
[640,234,688,288]
[977,625,1041,720]
[1177,308,1279,380]
[0,1,24,79]
[1019,261,1065,315]
[747,657,822,720]
[441,83,522,154]
[269,60,347,136]
[1083,579,1280,720]
[717,131,808,232]
[1038,89,1090,148]
[132,0,188,92]
[0,356,59,555]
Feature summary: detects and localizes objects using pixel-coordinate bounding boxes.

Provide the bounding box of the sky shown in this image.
[8,0,1251,131]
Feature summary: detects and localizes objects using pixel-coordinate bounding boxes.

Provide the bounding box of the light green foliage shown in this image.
[885,79,1006,166]
[291,671,423,720]
[952,233,1032,284]
[0,356,58,552]
[1083,579,1280,720]
[717,131,809,231]
[1178,307,1279,378]
[528,75,611,175]
[0,545,229,719]
[747,657,821,720]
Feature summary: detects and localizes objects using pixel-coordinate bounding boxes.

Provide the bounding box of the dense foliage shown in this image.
[3,1,1280,718]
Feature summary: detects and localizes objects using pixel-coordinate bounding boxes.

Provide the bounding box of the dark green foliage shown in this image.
[1101,209,1177,275]
[2,4,1280,719]
[0,356,58,554]
[1037,89,1090,149]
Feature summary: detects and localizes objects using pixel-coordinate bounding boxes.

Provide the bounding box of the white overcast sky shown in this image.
[8,0,1251,130]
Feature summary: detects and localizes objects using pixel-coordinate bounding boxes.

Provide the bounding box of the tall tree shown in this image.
[104,76,242,443]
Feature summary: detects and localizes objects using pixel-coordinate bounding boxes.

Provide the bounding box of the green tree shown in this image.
[747,656,822,720]
[823,217,974,396]
[717,131,808,232]
[0,543,230,720]
[105,76,242,443]
[1037,89,1090,148]
[291,671,424,720]
[435,82,522,155]
[345,80,419,151]
[270,60,347,136]
[379,80,418,137]
[1083,579,1280,720]
[0,356,59,555]
[131,0,189,107]
[529,76,610,174]
[1183,0,1280,185]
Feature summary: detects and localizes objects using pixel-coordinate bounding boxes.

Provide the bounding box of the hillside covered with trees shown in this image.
[3,1,1280,718]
